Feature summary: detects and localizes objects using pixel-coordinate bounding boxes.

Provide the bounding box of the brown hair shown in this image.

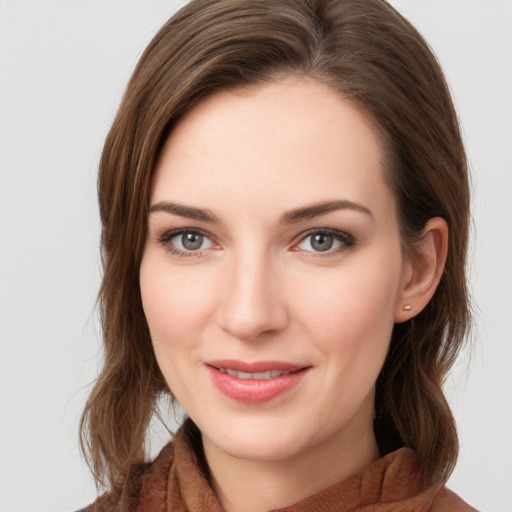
[81,0,471,499]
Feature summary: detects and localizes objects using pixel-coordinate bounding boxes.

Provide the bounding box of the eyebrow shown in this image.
[149,201,219,223]
[148,199,373,224]
[279,200,373,224]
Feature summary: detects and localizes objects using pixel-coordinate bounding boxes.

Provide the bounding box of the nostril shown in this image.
[215,258,289,339]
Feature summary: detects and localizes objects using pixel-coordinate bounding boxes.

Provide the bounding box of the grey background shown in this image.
[0,1,511,510]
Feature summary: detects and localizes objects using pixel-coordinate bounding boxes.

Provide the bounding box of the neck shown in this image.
[202,415,379,512]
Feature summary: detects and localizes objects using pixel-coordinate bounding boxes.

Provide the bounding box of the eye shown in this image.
[159,229,214,256]
[295,229,354,254]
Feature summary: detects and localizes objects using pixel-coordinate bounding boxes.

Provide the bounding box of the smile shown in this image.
[217,368,292,379]
[205,360,310,404]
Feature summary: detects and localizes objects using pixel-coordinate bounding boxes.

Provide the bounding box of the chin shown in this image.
[197,410,341,464]
[210,429,307,463]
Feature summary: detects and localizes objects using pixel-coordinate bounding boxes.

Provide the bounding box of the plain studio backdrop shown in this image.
[0,1,511,511]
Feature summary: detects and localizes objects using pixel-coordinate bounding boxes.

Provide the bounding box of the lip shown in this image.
[205,360,310,404]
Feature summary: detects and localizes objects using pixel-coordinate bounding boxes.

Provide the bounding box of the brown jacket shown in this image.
[82,423,476,512]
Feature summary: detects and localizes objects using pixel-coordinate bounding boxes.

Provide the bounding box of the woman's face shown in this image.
[140,78,411,465]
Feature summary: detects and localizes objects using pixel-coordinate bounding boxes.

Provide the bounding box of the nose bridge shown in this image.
[217,244,287,340]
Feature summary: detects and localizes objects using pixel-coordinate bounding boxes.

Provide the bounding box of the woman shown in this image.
[80,0,475,510]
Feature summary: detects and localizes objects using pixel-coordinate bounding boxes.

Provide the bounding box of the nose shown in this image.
[216,251,289,341]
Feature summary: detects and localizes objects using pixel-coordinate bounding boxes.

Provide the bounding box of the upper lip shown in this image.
[206,360,308,373]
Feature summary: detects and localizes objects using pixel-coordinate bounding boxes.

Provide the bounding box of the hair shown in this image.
[80,0,471,501]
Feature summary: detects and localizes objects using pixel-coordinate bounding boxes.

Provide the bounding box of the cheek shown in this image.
[294,261,401,345]
[291,261,401,419]
[139,254,219,402]
[139,255,216,351]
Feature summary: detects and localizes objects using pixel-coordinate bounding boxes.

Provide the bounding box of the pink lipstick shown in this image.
[206,360,310,404]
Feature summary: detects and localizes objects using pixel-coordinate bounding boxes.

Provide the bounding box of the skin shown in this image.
[139,77,447,512]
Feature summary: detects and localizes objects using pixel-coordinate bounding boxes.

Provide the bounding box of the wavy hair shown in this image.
[80,0,471,500]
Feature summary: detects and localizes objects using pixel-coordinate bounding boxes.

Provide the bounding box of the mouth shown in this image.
[205,360,310,404]
[217,368,293,379]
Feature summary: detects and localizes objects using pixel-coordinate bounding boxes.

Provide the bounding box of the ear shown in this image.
[394,217,448,323]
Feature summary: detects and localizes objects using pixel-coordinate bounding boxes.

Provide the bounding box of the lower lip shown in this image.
[206,366,309,404]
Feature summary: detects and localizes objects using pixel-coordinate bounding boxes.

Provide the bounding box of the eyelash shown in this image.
[293,228,355,257]
[157,229,216,258]
[157,228,355,258]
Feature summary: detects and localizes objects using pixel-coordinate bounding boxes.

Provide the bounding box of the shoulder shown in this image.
[430,486,478,511]
[76,441,176,512]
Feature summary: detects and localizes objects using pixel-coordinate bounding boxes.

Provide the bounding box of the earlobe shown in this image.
[394,217,448,323]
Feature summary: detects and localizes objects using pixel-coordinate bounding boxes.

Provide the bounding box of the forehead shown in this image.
[151,77,394,220]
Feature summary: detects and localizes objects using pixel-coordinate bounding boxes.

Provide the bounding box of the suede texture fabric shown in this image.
[80,422,476,512]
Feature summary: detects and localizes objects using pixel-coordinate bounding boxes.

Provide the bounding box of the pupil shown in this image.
[312,233,333,251]
[182,233,203,250]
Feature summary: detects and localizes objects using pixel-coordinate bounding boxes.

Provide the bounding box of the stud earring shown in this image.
[403,304,412,311]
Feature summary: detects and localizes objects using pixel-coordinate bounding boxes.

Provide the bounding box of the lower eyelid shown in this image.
[295,230,354,250]
[155,228,354,256]
[157,228,219,256]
